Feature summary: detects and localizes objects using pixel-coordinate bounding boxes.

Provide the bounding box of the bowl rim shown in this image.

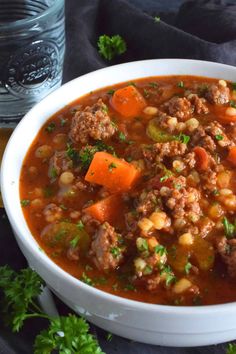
[2,58,236,315]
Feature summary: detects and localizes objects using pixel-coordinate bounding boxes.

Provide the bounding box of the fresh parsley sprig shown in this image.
[97,35,127,61]
[0,266,104,354]
[227,343,236,354]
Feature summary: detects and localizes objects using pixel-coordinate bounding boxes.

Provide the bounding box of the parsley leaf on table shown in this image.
[227,343,236,354]
[34,315,104,354]
[97,35,127,61]
[0,266,104,353]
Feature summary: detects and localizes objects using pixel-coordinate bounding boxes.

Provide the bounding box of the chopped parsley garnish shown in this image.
[108,162,117,171]
[184,262,192,274]
[212,189,219,196]
[177,81,184,88]
[227,343,236,354]
[137,238,149,252]
[222,217,236,239]
[49,166,58,179]
[173,182,182,190]
[45,122,56,133]
[128,81,137,87]
[43,186,54,198]
[143,89,150,98]
[149,82,158,88]
[174,132,190,144]
[118,131,126,142]
[20,199,30,207]
[110,247,121,258]
[97,34,127,61]
[124,283,136,291]
[60,117,68,126]
[143,265,153,275]
[215,134,223,141]
[59,204,67,210]
[85,264,93,271]
[160,265,176,286]
[70,235,80,248]
[107,89,115,95]
[81,272,94,286]
[77,220,84,230]
[66,144,79,164]
[112,283,119,291]
[160,175,169,182]
[154,16,160,22]
[229,100,236,108]
[101,103,108,113]
[231,83,236,90]
[78,142,114,170]
[154,245,167,256]
[94,277,107,285]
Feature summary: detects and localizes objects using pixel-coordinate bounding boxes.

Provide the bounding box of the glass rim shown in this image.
[0,0,64,31]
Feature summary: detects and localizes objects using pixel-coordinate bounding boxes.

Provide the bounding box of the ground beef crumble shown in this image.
[163,94,208,120]
[89,222,124,271]
[217,237,236,278]
[142,141,187,163]
[205,84,230,105]
[69,99,116,144]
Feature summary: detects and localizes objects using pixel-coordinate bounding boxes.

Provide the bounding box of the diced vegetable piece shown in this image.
[85,152,140,192]
[147,119,173,142]
[193,237,215,271]
[41,222,90,254]
[168,245,190,273]
[227,146,236,167]
[214,106,236,123]
[83,194,123,223]
[110,85,146,118]
[193,146,209,171]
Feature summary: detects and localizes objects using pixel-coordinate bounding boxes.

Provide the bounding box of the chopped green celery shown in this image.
[146,119,173,142]
[41,222,90,254]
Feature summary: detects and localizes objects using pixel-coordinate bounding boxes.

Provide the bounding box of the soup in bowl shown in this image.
[1,59,236,347]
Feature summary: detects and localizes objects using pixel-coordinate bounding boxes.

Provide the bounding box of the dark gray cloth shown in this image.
[63,0,236,82]
[0,0,236,352]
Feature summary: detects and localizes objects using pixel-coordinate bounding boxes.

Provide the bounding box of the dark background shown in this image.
[0,0,236,353]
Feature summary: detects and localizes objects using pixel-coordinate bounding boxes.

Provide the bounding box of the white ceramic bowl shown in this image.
[2,59,236,347]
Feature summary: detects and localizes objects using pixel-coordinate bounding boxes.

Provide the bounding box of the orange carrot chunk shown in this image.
[227,146,236,167]
[83,194,123,223]
[110,85,146,118]
[193,146,209,171]
[85,151,140,192]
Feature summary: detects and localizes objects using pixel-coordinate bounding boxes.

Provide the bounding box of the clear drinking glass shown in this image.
[0,0,65,126]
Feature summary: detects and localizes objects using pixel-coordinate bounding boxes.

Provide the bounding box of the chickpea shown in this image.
[185,118,199,132]
[31,198,43,208]
[176,122,186,132]
[143,106,158,115]
[217,171,231,189]
[167,117,178,130]
[218,79,227,87]
[59,171,74,185]
[149,211,167,230]
[35,145,53,159]
[178,233,193,246]
[208,203,224,220]
[173,160,185,172]
[173,278,192,294]
[53,133,67,148]
[28,166,38,177]
[138,218,153,232]
[225,107,236,116]
[223,195,236,211]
